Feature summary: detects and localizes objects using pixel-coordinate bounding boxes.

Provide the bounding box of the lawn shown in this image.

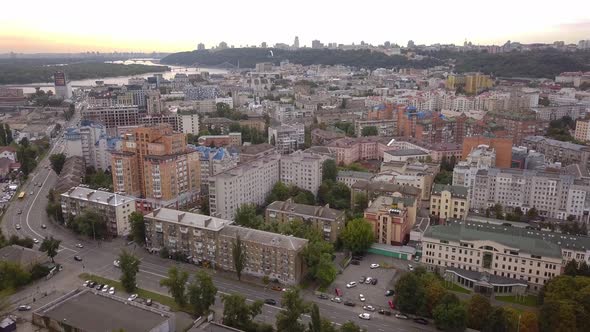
[443,282,471,294]
[495,295,539,307]
[78,273,182,311]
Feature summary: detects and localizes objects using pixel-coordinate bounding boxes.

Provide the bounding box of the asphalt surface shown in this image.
[1,103,434,332]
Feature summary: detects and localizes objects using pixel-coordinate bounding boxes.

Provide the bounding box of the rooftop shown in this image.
[365,195,416,214]
[266,199,344,221]
[35,289,172,332]
[337,170,374,180]
[385,149,429,157]
[147,208,231,232]
[62,187,136,207]
[352,180,422,196]
[221,225,308,251]
[431,183,468,199]
[524,136,589,151]
[238,143,275,156]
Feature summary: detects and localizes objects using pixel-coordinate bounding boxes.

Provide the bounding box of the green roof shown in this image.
[424,221,563,258]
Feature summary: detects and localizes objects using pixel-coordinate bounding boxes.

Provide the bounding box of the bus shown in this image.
[18,192,25,199]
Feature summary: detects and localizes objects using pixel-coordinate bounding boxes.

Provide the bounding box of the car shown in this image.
[395,313,409,320]
[359,294,366,302]
[41,224,47,229]
[317,294,329,300]
[88,281,97,288]
[15,224,21,230]
[17,210,22,215]
[370,263,380,269]
[335,288,342,297]
[76,243,83,248]
[346,281,357,288]
[343,300,355,307]
[352,255,363,261]
[108,287,115,295]
[414,256,420,263]
[371,278,378,285]
[378,309,392,316]
[29,191,33,195]
[385,289,395,296]
[17,305,31,311]
[350,260,360,265]
[413,318,429,325]
[38,183,42,187]
[127,294,138,301]
[74,255,82,261]
[358,313,371,320]
[83,280,90,287]
[264,299,277,305]
[102,285,109,292]
[408,264,414,271]
[388,300,395,310]
[359,276,366,283]
[270,286,282,291]
[364,277,372,284]
[362,305,376,312]
[146,298,152,306]
[33,238,39,244]
[330,297,342,303]
[113,260,120,267]
[95,284,103,290]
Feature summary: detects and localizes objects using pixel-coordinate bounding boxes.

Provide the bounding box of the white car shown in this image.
[102,285,109,292]
[370,263,380,269]
[408,264,414,271]
[395,313,409,319]
[33,238,39,244]
[15,224,21,230]
[113,260,120,267]
[365,277,373,284]
[83,280,90,287]
[359,313,371,320]
[346,281,357,288]
[108,287,115,295]
[363,305,376,312]
[127,294,138,301]
[76,243,84,248]
[359,294,366,302]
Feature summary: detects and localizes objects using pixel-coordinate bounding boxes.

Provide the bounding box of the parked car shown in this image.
[128,294,138,301]
[388,300,395,309]
[17,305,31,311]
[378,309,392,316]
[335,288,342,296]
[358,313,371,320]
[88,281,97,288]
[395,313,409,320]
[413,318,429,325]
[146,298,153,306]
[101,285,109,292]
[74,255,82,261]
[362,305,376,312]
[359,294,366,302]
[17,210,22,215]
[346,281,357,288]
[76,243,84,248]
[370,263,380,269]
[343,300,356,307]
[108,287,115,295]
[15,224,20,230]
[264,299,277,305]
[371,278,378,285]
[33,238,39,244]
[408,264,414,271]
[331,297,342,303]
[41,224,47,229]
[414,256,420,263]
[352,255,363,261]
[364,277,372,284]
[359,276,366,283]
[385,289,395,296]
[350,260,360,265]
[317,294,329,300]
[83,280,90,287]
[95,284,103,290]
[271,286,282,291]
[113,260,120,267]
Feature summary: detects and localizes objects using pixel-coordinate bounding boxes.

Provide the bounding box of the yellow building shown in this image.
[447,73,493,94]
[574,120,590,142]
[429,184,469,221]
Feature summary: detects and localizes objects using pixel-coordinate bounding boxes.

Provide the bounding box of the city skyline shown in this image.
[1,0,589,53]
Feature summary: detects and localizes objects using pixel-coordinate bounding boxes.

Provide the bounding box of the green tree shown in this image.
[235,204,263,228]
[361,126,378,136]
[129,212,146,245]
[527,207,539,219]
[276,287,308,332]
[322,159,337,182]
[72,209,108,239]
[519,311,539,332]
[483,307,510,332]
[0,261,31,290]
[340,218,374,254]
[317,180,351,210]
[49,153,67,174]
[466,294,492,330]
[433,293,466,332]
[4,124,12,144]
[314,253,338,287]
[301,239,334,283]
[309,303,321,332]
[564,259,578,276]
[232,235,246,281]
[395,272,425,314]
[420,273,446,317]
[187,271,218,316]
[339,321,365,332]
[119,250,140,293]
[39,236,61,263]
[159,266,189,306]
[353,192,368,214]
[221,293,264,331]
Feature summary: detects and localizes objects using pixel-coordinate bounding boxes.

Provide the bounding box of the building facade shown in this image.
[429,184,469,221]
[268,124,305,155]
[364,196,417,246]
[279,151,330,195]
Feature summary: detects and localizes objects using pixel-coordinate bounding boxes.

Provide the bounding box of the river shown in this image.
[2,59,228,94]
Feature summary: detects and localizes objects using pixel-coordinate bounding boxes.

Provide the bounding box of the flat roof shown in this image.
[385,149,429,157]
[38,290,171,332]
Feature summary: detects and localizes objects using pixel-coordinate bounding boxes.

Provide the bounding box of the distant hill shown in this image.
[160,48,442,70]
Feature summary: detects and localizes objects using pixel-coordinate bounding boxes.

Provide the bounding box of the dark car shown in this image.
[343,300,356,307]
[385,289,395,296]
[352,255,363,261]
[146,298,153,306]
[378,309,392,316]
[317,293,329,300]
[370,278,378,285]
[88,281,97,288]
[413,318,429,325]
[350,260,360,265]
[264,299,277,305]
[74,255,83,261]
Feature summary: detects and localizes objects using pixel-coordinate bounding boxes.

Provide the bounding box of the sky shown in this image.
[1,0,589,53]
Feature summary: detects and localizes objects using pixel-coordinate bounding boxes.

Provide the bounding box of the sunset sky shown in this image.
[1,0,589,53]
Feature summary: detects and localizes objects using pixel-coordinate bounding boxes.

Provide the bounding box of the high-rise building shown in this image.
[574,120,590,142]
[54,72,72,99]
[197,43,206,50]
[279,151,330,195]
[311,40,323,49]
[268,124,305,155]
[293,36,300,49]
[111,124,200,210]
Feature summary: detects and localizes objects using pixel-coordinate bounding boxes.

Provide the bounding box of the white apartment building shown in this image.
[63,123,112,171]
[453,145,496,201]
[279,151,330,195]
[268,124,305,155]
[178,113,200,135]
[60,186,137,236]
[471,168,590,221]
[209,154,281,220]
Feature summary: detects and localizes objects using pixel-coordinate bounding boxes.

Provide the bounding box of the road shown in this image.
[1,104,433,332]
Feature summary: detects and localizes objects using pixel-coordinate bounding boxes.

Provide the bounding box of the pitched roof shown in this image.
[147,208,231,231]
[432,183,468,198]
[266,199,344,221]
[221,225,308,251]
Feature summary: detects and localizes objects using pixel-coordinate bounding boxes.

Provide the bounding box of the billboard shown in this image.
[54,72,66,86]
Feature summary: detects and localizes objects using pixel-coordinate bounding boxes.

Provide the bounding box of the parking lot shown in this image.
[332,253,403,311]
[0,181,18,205]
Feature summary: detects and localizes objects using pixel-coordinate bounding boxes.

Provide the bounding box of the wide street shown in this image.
[1,104,433,332]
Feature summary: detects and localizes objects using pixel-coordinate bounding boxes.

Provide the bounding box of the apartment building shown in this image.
[279,151,329,195]
[354,119,397,137]
[265,199,345,242]
[209,154,281,220]
[144,208,307,285]
[421,220,562,294]
[484,112,540,145]
[238,143,277,163]
[326,136,391,165]
[429,184,469,221]
[453,145,496,201]
[337,170,374,188]
[178,113,200,135]
[82,106,140,129]
[268,124,305,155]
[462,136,512,168]
[532,104,587,121]
[471,168,590,221]
[446,73,493,94]
[364,196,417,245]
[574,119,590,142]
[61,186,136,236]
[379,161,440,200]
[351,180,422,208]
[195,146,239,193]
[111,124,200,210]
[198,133,242,147]
[522,136,590,167]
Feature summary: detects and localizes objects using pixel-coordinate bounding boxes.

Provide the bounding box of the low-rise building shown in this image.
[326,136,391,165]
[198,133,242,147]
[238,143,277,163]
[380,161,440,200]
[523,136,590,167]
[61,186,137,236]
[268,123,305,155]
[383,149,430,162]
[265,199,345,242]
[364,196,417,245]
[429,184,469,222]
[337,170,374,188]
[351,180,422,208]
